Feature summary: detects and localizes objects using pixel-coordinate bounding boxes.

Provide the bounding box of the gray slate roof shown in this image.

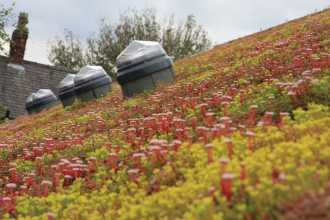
[0,55,71,117]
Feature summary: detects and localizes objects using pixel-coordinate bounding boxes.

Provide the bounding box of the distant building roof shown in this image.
[0,55,72,117]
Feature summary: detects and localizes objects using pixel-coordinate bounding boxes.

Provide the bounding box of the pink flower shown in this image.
[204,144,214,163]
[224,138,233,159]
[220,173,235,201]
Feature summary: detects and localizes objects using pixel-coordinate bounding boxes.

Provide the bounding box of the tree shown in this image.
[0,2,14,122]
[48,9,212,77]
[0,2,14,54]
[48,30,87,71]
[161,14,211,60]
[85,9,162,76]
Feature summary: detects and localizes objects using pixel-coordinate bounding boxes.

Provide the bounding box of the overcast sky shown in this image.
[2,0,329,64]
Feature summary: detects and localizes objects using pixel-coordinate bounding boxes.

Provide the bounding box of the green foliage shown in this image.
[0,105,9,123]
[229,82,294,119]
[293,103,329,123]
[48,8,212,76]
[48,30,87,72]
[123,97,144,108]
[16,160,35,173]
[0,2,14,54]
[87,146,108,161]
[304,74,330,106]
[0,148,9,160]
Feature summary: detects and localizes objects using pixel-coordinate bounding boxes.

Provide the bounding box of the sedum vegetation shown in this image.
[0,8,330,220]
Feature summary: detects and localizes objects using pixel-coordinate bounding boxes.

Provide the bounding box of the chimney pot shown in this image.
[9,12,29,64]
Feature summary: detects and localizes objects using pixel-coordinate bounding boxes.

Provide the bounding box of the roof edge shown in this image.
[0,55,74,73]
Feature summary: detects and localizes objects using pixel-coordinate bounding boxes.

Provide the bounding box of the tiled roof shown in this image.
[0,55,72,117]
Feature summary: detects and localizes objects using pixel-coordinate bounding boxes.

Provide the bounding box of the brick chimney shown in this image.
[9,12,29,64]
